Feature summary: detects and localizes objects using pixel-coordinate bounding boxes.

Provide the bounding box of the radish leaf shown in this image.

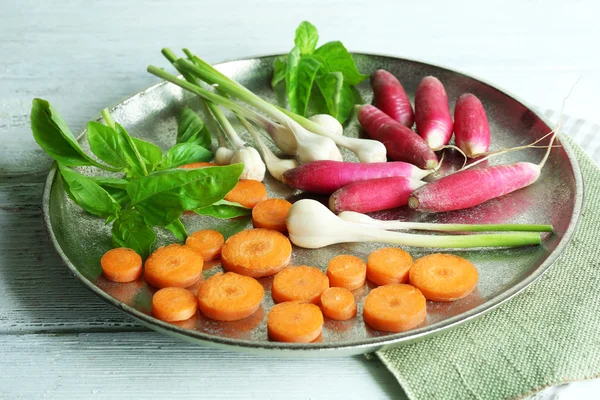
[294,21,319,55]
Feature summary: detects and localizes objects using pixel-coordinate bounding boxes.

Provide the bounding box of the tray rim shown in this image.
[41,52,584,357]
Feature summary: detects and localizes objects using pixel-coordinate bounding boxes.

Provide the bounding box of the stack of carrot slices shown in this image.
[99,185,480,342]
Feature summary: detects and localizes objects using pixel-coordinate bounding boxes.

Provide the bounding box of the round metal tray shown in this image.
[42,54,583,356]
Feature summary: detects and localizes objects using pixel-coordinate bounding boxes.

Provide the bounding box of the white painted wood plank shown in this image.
[0,332,406,399]
[1,0,599,178]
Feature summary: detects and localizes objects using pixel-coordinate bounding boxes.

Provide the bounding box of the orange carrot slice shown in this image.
[185,229,225,261]
[225,179,268,208]
[326,255,366,290]
[100,247,142,283]
[320,287,357,321]
[144,244,204,288]
[178,162,216,169]
[267,301,324,343]
[363,284,426,332]
[197,272,264,321]
[152,287,198,322]
[252,198,293,233]
[409,253,478,301]
[221,228,292,277]
[272,266,329,304]
[367,247,413,286]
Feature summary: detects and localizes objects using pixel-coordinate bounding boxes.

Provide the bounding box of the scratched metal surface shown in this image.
[42,54,582,356]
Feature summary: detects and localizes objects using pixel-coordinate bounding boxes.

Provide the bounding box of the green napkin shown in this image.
[377,135,600,400]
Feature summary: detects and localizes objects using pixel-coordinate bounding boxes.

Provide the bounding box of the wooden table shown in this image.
[2,1,599,398]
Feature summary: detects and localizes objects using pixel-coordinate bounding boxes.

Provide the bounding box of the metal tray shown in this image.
[42,54,583,356]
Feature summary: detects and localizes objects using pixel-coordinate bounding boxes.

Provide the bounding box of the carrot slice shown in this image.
[152,287,198,322]
[185,229,225,261]
[367,247,413,286]
[100,247,142,283]
[221,228,292,277]
[409,253,478,301]
[178,162,216,169]
[363,284,426,332]
[225,179,268,208]
[320,287,357,321]
[326,255,366,290]
[267,301,324,343]
[144,244,204,288]
[252,198,293,233]
[272,266,329,304]
[197,272,264,321]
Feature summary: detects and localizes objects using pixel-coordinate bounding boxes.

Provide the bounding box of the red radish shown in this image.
[408,162,541,213]
[454,93,491,157]
[414,76,453,149]
[282,160,431,194]
[330,177,425,214]
[371,70,414,127]
[358,105,438,169]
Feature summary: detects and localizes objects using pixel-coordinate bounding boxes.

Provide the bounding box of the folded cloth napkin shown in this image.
[377,114,600,400]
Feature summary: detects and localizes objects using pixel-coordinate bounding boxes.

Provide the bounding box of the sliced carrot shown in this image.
[100,247,142,283]
[144,244,204,288]
[272,266,329,304]
[178,162,216,169]
[326,255,367,290]
[252,198,293,233]
[409,253,478,301]
[221,228,292,277]
[320,287,357,321]
[225,179,268,208]
[267,301,324,343]
[197,272,264,321]
[185,229,224,261]
[367,247,413,286]
[363,284,426,332]
[152,287,198,322]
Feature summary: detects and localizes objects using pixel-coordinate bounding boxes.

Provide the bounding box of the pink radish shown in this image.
[454,93,490,157]
[414,76,453,149]
[371,70,414,127]
[408,162,541,213]
[329,177,425,214]
[282,160,431,194]
[358,105,438,169]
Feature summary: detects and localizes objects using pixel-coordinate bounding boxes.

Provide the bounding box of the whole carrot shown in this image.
[414,76,453,149]
[358,105,438,169]
[371,70,414,127]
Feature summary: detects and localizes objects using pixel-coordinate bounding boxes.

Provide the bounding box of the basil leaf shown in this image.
[87,122,128,168]
[178,107,211,148]
[114,123,148,178]
[132,137,162,172]
[165,218,187,241]
[286,48,322,116]
[31,99,112,170]
[111,209,156,258]
[161,142,212,169]
[88,176,130,206]
[127,164,243,226]
[271,57,287,88]
[294,21,319,55]
[88,176,129,189]
[194,199,251,219]
[58,164,120,218]
[314,41,368,86]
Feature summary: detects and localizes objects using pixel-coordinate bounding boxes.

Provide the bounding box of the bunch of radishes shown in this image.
[284,69,556,215]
